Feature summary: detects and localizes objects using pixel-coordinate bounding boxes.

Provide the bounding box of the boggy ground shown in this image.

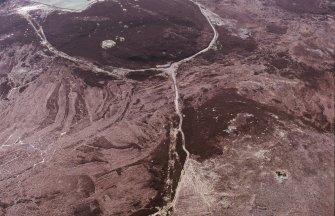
[275,0,335,14]
[42,0,213,69]
[174,0,334,215]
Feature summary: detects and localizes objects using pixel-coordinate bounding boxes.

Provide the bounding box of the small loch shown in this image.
[32,0,97,11]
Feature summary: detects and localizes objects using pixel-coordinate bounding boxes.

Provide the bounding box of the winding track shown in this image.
[16,1,220,215]
[150,1,219,215]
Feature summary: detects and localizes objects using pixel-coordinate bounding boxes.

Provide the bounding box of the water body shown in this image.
[32,0,96,11]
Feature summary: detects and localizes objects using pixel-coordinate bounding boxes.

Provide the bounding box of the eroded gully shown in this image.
[150,2,219,215]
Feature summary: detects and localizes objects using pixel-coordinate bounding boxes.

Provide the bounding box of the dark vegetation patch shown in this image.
[0,80,12,99]
[262,53,333,131]
[130,126,170,215]
[19,85,29,93]
[88,136,142,150]
[43,0,212,69]
[183,89,283,161]
[73,200,102,216]
[275,0,335,14]
[72,68,116,88]
[264,52,322,88]
[302,107,334,132]
[132,121,186,215]
[201,27,257,63]
[72,92,88,124]
[77,175,95,198]
[125,70,163,81]
[275,170,287,178]
[130,208,158,216]
[270,58,290,69]
[0,14,38,47]
[217,28,257,55]
[38,83,61,128]
[266,24,287,35]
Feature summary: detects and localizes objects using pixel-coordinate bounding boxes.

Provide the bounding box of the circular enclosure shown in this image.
[42,0,213,69]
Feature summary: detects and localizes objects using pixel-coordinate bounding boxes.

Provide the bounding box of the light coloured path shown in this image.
[150,1,219,215]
